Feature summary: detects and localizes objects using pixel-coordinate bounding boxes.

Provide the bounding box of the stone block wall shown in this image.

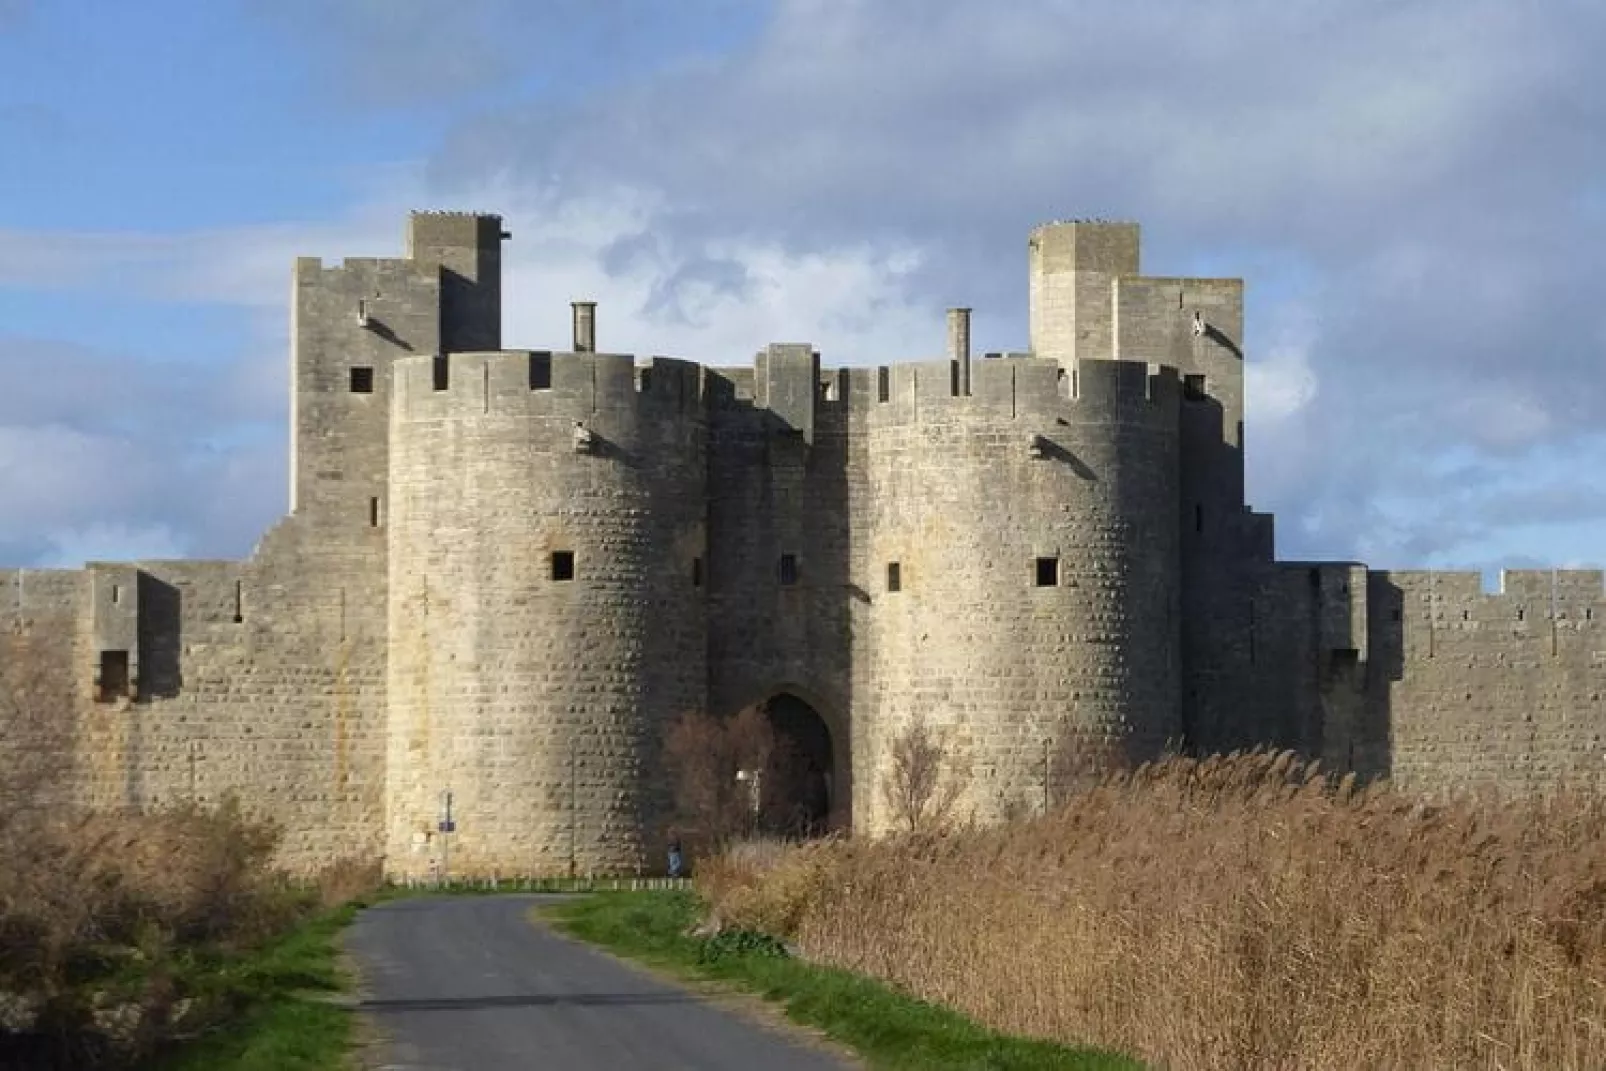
[0,534,389,873]
[386,350,707,879]
[1363,569,1606,793]
[841,354,1183,830]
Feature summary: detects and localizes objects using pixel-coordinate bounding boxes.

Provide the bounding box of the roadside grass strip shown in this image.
[149,904,358,1071]
[543,891,1142,1071]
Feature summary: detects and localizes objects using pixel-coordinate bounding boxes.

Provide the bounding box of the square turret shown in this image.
[1028,220,1140,367]
[406,211,508,353]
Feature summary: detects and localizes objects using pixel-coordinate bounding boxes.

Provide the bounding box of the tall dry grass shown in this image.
[701,752,1606,1070]
[0,797,381,1066]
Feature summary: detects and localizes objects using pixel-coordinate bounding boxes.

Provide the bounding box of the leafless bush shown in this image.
[662,706,777,855]
[881,719,968,832]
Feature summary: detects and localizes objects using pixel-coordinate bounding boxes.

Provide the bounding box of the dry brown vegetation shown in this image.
[0,797,381,1066]
[663,706,777,855]
[0,658,381,1066]
[700,751,1606,1070]
[881,719,969,832]
[663,704,841,857]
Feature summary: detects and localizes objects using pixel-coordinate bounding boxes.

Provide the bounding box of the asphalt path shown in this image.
[346,894,853,1070]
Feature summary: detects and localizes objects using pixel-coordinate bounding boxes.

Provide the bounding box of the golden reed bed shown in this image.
[698,752,1606,1070]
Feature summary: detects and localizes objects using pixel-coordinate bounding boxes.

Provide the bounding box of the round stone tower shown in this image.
[384,348,707,878]
[858,356,1182,829]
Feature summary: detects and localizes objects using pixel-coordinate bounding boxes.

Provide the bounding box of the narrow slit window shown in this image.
[1035,556,1059,588]
[529,352,552,389]
[779,554,799,586]
[877,367,890,403]
[432,354,450,391]
[692,556,703,588]
[369,496,382,528]
[886,562,902,592]
[233,580,244,623]
[111,583,120,605]
[350,366,375,393]
[1183,373,1207,401]
[551,551,575,582]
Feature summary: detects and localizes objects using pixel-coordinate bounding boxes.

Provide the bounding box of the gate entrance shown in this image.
[758,692,835,836]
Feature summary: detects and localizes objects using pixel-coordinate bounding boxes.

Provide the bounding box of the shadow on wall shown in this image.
[757,691,837,837]
[693,366,857,835]
[1354,574,1399,784]
[136,573,182,700]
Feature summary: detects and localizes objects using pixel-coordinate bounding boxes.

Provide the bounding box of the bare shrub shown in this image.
[662,706,776,855]
[709,749,1606,1070]
[881,719,967,832]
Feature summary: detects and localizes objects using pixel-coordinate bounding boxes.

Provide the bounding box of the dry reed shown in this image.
[0,797,381,1065]
[700,751,1606,1070]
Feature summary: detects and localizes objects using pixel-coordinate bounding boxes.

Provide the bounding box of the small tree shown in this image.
[662,706,776,853]
[881,719,968,833]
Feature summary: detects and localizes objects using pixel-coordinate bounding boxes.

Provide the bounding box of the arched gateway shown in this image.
[754,692,840,836]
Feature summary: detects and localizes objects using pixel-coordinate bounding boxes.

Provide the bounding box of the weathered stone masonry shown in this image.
[3,211,1602,878]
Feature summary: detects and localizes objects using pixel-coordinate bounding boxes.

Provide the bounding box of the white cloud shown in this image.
[5,0,1605,569]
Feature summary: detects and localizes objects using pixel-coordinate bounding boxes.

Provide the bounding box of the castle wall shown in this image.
[386,350,707,878]
[0,570,85,812]
[1361,569,1606,793]
[0,537,390,872]
[1109,274,1266,753]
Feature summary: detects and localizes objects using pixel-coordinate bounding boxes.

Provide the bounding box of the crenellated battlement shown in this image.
[1378,568,1606,622]
[709,352,1182,438]
[390,350,707,429]
[828,356,1180,429]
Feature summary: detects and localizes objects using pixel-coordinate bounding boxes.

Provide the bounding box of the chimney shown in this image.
[947,307,972,396]
[571,301,597,353]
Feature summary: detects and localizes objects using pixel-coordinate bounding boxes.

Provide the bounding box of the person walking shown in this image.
[667,838,684,879]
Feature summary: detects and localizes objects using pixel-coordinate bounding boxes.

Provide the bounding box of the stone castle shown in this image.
[3,211,1602,878]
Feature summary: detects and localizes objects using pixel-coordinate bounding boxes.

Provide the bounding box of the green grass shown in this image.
[544,891,1143,1071]
[146,904,360,1071]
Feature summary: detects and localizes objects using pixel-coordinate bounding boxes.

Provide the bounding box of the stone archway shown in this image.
[757,692,836,837]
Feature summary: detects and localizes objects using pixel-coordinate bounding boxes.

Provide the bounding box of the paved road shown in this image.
[346,895,852,1070]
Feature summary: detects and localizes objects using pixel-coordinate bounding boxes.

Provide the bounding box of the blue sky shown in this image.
[1,0,1603,576]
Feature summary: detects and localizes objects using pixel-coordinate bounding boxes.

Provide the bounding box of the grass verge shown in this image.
[146,903,360,1071]
[543,890,1141,1071]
